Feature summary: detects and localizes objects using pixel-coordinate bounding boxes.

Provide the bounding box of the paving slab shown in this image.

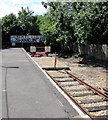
[2,48,79,119]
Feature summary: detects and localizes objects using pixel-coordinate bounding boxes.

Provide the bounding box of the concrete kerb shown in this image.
[22,48,92,120]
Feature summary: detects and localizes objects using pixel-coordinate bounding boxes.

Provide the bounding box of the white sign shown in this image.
[12,43,16,46]
[45,46,51,52]
[30,46,36,52]
[10,35,44,43]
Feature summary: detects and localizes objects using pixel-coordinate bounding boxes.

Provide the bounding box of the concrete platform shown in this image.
[2,48,79,119]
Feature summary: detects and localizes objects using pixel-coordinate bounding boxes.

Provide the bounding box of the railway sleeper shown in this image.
[69,90,93,94]
[103,88,108,92]
[93,115,108,120]
[104,91,108,96]
[67,88,89,92]
[53,76,69,79]
[75,98,104,104]
[90,109,108,118]
[61,83,80,87]
[85,105,108,112]
[70,92,94,97]
[81,101,108,108]
[56,79,74,82]
[59,80,80,85]
[64,84,87,89]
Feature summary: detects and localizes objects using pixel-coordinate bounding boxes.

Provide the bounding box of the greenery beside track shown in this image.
[1,2,108,55]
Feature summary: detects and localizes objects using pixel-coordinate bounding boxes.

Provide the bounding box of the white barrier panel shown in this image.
[12,43,16,46]
[30,46,36,52]
[45,46,51,52]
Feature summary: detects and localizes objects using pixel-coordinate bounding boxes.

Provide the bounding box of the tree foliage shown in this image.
[1,2,108,51]
[1,13,20,44]
[40,2,108,46]
[72,2,108,44]
[1,7,40,44]
[17,7,40,35]
[39,2,77,53]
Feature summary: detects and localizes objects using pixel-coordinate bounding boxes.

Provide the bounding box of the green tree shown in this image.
[18,7,40,35]
[1,13,20,45]
[1,7,41,47]
[40,1,108,55]
[40,2,76,53]
[72,2,108,44]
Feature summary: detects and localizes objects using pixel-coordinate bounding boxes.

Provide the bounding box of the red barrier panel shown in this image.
[54,58,57,65]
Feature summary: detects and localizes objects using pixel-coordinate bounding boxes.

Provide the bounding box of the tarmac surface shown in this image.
[2,48,79,119]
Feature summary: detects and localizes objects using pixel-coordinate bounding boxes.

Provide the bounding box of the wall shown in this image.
[73,44,108,60]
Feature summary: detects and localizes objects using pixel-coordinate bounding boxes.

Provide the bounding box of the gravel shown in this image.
[59,57,107,89]
[33,56,107,88]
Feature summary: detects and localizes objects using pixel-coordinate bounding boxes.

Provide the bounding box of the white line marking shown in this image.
[2,90,6,92]
[22,48,92,120]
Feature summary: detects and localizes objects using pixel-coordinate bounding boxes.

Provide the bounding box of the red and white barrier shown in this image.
[30,46,51,57]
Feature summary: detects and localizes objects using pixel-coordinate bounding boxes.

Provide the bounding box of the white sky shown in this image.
[0,0,48,18]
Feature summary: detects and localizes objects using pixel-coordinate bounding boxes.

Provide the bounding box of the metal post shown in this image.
[54,52,57,68]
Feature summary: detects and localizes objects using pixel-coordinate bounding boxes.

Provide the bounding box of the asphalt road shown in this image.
[2,48,78,119]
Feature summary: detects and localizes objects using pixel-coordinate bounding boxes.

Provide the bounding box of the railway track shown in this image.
[44,68,108,120]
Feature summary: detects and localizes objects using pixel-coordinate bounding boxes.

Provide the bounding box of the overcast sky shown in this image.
[0,0,48,18]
